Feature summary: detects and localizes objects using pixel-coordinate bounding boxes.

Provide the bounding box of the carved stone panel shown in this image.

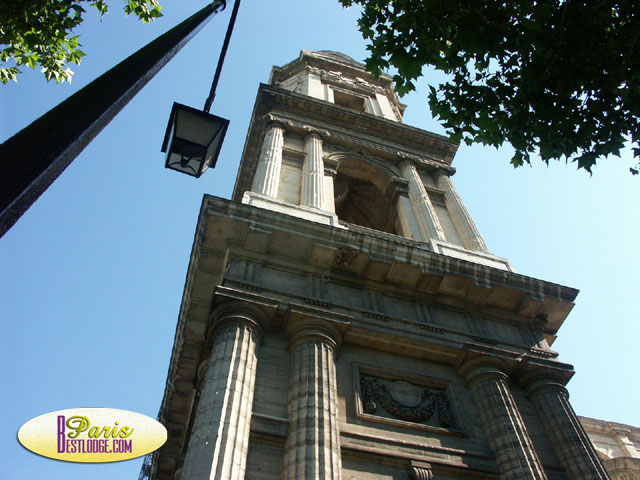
[355,364,462,435]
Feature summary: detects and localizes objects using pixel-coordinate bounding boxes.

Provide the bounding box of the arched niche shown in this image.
[331,156,399,235]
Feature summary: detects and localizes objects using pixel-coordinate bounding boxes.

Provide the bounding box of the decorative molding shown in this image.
[398,151,455,174]
[409,462,434,480]
[302,125,330,139]
[225,280,263,293]
[358,373,454,429]
[419,324,446,334]
[470,335,498,345]
[335,246,360,266]
[263,112,293,130]
[304,297,334,309]
[363,311,392,322]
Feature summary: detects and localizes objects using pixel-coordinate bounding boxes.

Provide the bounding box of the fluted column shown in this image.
[181,304,263,480]
[525,375,610,479]
[462,363,547,480]
[251,119,285,197]
[285,323,342,480]
[399,159,446,243]
[433,169,489,252]
[301,130,326,209]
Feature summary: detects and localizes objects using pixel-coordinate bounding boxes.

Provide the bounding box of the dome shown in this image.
[312,50,364,68]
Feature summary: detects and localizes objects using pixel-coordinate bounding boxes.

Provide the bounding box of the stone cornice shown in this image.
[209,196,578,321]
[270,49,394,94]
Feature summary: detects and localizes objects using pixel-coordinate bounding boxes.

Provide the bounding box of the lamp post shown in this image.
[161,0,242,178]
[0,1,231,238]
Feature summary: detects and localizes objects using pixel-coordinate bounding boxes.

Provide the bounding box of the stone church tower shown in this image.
[149,51,610,479]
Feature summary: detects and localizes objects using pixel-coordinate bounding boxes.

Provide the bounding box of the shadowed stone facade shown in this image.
[149,51,622,479]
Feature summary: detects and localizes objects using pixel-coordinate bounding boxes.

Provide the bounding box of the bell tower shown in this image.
[150,51,609,480]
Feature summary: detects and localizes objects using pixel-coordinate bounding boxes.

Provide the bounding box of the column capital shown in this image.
[285,319,342,353]
[398,151,456,175]
[409,460,433,480]
[432,165,457,178]
[525,375,569,400]
[263,112,290,130]
[208,301,266,345]
[516,356,574,396]
[456,345,518,387]
[459,359,510,389]
[518,365,571,400]
[385,176,410,201]
[397,153,419,170]
[302,125,330,140]
[285,304,351,349]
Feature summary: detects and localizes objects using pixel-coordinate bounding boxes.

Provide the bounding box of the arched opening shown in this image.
[332,158,398,235]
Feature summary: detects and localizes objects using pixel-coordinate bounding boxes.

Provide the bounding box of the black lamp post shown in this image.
[161,0,241,178]
[0,1,233,238]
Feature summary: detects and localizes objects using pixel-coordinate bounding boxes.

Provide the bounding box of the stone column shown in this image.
[461,362,547,480]
[398,159,446,243]
[525,375,610,479]
[284,322,342,480]
[300,130,327,209]
[181,303,263,480]
[251,118,285,198]
[433,169,489,252]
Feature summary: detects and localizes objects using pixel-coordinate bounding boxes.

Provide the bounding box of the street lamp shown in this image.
[162,0,241,178]
[161,102,229,178]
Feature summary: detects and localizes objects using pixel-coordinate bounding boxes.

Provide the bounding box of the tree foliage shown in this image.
[0,0,162,84]
[340,0,640,174]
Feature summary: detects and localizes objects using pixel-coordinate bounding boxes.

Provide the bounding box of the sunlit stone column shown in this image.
[461,361,547,480]
[525,374,610,479]
[284,322,342,480]
[399,159,446,243]
[433,169,489,252]
[251,118,285,197]
[301,129,327,209]
[181,303,263,480]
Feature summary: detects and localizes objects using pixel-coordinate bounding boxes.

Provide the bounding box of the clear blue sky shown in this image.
[1,1,638,478]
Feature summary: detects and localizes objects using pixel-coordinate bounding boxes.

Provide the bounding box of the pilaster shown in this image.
[180,303,264,480]
[398,158,446,243]
[433,169,489,253]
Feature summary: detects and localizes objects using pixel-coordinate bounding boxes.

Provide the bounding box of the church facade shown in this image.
[149,50,617,479]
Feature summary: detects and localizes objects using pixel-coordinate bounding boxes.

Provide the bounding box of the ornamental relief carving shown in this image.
[359,374,454,429]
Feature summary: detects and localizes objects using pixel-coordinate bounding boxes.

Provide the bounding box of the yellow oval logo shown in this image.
[18,408,167,463]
